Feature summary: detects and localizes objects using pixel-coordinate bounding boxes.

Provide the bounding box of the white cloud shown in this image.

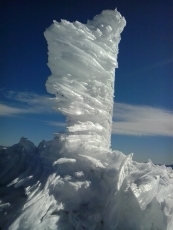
[1,90,173,137]
[0,103,34,116]
[46,121,66,127]
[113,103,173,137]
[0,91,56,116]
[124,57,173,77]
[5,91,55,109]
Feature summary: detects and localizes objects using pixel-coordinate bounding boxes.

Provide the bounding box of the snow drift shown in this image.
[0,9,173,230]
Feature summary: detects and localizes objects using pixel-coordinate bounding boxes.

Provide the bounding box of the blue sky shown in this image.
[0,0,173,164]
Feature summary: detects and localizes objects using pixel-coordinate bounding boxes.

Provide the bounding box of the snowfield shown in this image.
[0,9,173,230]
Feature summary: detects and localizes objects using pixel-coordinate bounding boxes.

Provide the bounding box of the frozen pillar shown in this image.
[44,10,126,153]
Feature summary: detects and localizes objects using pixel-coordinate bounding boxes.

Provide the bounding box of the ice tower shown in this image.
[44,10,126,153]
[1,9,172,230]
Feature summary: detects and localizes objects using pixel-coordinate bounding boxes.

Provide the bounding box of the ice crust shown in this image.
[0,9,173,230]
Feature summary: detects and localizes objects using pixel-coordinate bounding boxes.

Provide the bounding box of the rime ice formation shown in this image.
[44,10,125,151]
[0,9,173,230]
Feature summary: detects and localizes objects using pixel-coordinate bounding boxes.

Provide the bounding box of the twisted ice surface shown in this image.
[0,9,173,230]
[44,9,125,151]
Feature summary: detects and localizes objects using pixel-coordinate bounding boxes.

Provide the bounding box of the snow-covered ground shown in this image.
[0,137,173,229]
[0,9,173,230]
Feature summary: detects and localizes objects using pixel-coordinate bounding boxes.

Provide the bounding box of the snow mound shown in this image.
[0,9,173,230]
[0,138,173,229]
